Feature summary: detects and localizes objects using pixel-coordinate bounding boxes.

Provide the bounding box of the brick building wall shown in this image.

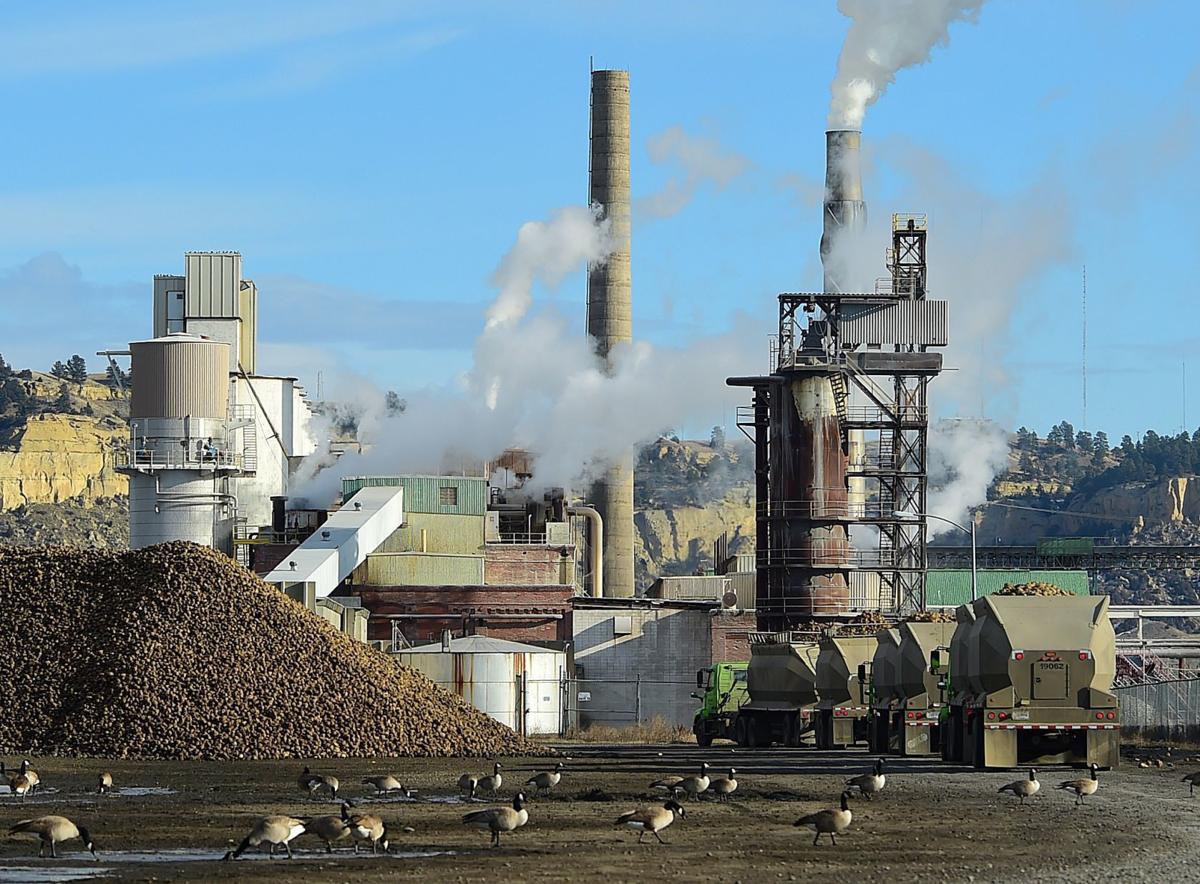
[484,544,572,585]
[710,611,756,663]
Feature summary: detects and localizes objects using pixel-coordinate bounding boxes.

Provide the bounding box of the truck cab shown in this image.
[692,662,749,746]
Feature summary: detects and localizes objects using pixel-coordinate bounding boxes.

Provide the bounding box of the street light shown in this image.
[893,509,977,602]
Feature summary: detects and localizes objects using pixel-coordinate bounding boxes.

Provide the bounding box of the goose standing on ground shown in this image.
[615,800,686,844]
[8,816,97,859]
[707,768,738,801]
[362,774,404,796]
[458,772,479,799]
[340,803,390,853]
[19,760,40,795]
[846,758,886,800]
[308,774,340,801]
[1183,770,1200,796]
[648,774,685,796]
[4,766,32,800]
[525,762,565,797]
[998,768,1040,804]
[97,773,113,795]
[462,792,528,847]
[678,762,711,801]
[306,815,353,853]
[223,816,307,860]
[476,762,503,797]
[298,766,321,792]
[794,791,853,846]
[1057,764,1100,805]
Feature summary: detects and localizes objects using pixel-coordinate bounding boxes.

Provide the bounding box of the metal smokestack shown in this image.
[587,68,635,599]
[821,129,867,293]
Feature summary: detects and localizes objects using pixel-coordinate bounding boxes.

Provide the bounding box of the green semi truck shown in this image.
[691,662,749,746]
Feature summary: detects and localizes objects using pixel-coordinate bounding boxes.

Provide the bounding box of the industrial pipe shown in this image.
[567,505,604,598]
[821,129,867,294]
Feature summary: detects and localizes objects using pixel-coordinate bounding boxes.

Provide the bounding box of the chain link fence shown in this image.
[1116,678,1200,743]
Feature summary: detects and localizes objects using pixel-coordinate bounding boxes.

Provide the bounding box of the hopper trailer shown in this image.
[866,628,902,754]
[951,593,1119,770]
[815,633,876,749]
[893,620,956,756]
[723,634,821,747]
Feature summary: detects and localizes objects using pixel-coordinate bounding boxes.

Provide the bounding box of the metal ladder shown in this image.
[241,426,258,473]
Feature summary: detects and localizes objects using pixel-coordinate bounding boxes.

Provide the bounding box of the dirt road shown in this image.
[1,746,1198,882]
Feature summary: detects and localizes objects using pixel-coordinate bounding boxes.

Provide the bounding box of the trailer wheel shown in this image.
[734,716,748,747]
[693,717,713,748]
[785,714,803,747]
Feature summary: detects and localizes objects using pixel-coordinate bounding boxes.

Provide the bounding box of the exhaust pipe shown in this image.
[567,505,604,598]
[821,129,867,293]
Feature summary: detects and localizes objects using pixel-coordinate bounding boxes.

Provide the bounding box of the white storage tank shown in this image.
[397,635,565,736]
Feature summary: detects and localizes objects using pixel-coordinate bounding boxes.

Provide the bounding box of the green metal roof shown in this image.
[926,569,1090,608]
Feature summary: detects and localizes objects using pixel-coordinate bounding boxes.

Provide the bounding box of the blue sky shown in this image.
[0,0,1197,440]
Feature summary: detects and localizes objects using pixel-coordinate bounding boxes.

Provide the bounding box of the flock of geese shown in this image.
[0,753,1183,859]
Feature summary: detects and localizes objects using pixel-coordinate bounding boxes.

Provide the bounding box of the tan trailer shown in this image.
[816,634,876,749]
[866,628,902,754]
[895,620,956,756]
[954,594,1119,770]
[734,634,821,747]
[944,605,976,764]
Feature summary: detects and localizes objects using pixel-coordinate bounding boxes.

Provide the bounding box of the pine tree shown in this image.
[50,360,69,379]
[66,354,88,384]
[53,383,72,411]
[0,353,10,380]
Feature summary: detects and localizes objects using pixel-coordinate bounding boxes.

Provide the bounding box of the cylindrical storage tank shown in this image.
[871,628,903,706]
[816,635,877,707]
[130,335,229,419]
[897,620,956,704]
[128,472,233,551]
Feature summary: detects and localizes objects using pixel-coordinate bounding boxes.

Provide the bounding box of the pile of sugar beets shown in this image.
[0,542,543,759]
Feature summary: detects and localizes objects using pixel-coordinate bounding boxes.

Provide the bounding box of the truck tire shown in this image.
[734,716,749,747]
[693,717,713,748]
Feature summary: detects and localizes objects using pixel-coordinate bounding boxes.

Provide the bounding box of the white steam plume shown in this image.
[636,126,751,220]
[829,0,987,129]
[295,205,759,506]
[927,418,1009,536]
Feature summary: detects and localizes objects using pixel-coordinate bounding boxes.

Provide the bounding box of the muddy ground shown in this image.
[1,745,1198,883]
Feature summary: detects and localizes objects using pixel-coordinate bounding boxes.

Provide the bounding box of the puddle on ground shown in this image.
[0,787,59,796]
[0,868,110,883]
[112,787,176,797]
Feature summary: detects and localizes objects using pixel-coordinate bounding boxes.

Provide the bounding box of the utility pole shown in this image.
[1082,265,1087,430]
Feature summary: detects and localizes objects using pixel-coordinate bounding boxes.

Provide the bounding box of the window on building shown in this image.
[439,485,458,506]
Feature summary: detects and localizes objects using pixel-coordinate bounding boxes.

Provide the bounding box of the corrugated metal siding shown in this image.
[729,571,756,609]
[130,338,230,418]
[185,252,242,318]
[374,512,485,555]
[649,575,729,600]
[344,476,487,515]
[238,282,257,373]
[359,553,484,586]
[152,275,183,338]
[926,569,1090,607]
[840,300,947,347]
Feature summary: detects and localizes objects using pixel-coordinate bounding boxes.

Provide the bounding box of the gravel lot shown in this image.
[1,746,1198,883]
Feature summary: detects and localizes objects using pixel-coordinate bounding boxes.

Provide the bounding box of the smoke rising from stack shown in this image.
[828,0,988,129]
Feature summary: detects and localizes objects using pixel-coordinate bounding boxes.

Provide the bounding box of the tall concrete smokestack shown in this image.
[820,129,866,294]
[587,69,634,598]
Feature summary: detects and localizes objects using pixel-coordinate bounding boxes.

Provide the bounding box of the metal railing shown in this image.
[757,547,893,568]
[114,445,244,472]
[487,532,550,545]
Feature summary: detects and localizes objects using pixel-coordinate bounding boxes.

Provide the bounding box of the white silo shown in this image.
[118,334,245,552]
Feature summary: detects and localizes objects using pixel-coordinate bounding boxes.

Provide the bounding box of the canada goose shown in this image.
[362,774,404,795]
[846,758,886,800]
[458,773,479,798]
[306,815,353,853]
[476,762,503,797]
[298,766,321,791]
[308,774,340,800]
[794,791,853,846]
[1182,770,1200,796]
[648,775,685,796]
[340,803,389,854]
[1057,764,1099,805]
[678,762,711,801]
[223,815,307,860]
[525,762,565,796]
[998,768,1040,804]
[462,792,528,847]
[7,816,97,859]
[97,773,113,795]
[615,800,686,844]
[6,772,31,800]
[708,768,738,801]
[19,760,40,794]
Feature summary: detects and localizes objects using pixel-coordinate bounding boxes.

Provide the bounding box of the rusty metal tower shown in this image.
[728,131,946,630]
